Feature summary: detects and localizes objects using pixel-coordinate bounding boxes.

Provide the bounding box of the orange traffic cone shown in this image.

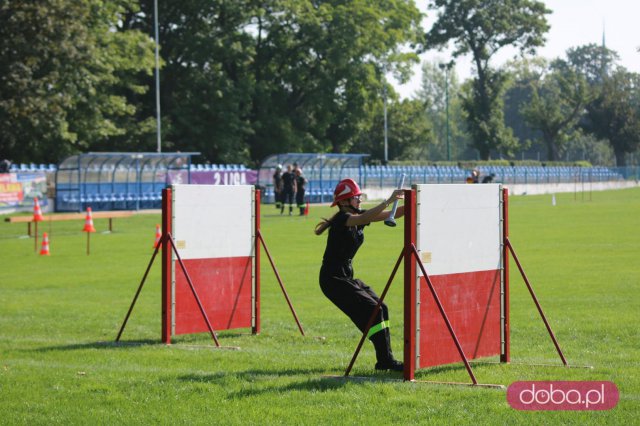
[33,197,44,222]
[304,200,309,216]
[40,232,50,255]
[153,224,162,248]
[82,207,96,233]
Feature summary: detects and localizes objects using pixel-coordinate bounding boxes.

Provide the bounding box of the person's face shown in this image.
[348,195,361,208]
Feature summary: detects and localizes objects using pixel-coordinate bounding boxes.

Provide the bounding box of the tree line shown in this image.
[1,0,639,167]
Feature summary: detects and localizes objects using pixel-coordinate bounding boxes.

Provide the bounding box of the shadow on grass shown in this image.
[33,339,170,352]
[176,367,418,398]
[32,332,254,352]
[177,369,357,396]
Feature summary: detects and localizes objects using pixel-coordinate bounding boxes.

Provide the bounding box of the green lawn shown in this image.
[1,187,638,424]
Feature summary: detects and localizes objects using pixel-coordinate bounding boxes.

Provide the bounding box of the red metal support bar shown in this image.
[501,187,510,363]
[410,244,478,385]
[403,188,416,381]
[115,233,164,342]
[344,248,405,377]
[253,189,261,334]
[117,231,222,347]
[167,233,221,347]
[505,238,568,366]
[161,187,172,343]
[256,229,305,336]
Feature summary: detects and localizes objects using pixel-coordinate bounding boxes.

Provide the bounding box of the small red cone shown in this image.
[153,224,162,248]
[82,207,96,233]
[40,232,50,255]
[304,200,309,216]
[33,197,44,222]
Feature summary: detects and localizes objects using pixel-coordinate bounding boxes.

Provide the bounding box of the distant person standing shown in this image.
[466,169,480,184]
[281,164,297,215]
[273,165,283,210]
[295,167,307,216]
[0,159,11,173]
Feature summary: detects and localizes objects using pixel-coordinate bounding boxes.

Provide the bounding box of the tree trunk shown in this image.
[545,139,557,161]
[477,144,490,160]
[614,148,626,167]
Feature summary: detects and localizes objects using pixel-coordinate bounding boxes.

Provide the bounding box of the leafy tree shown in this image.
[564,133,614,166]
[502,57,545,157]
[583,69,640,166]
[0,0,156,163]
[424,0,550,160]
[564,43,620,85]
[352,96,433,161]
[417,60,468,160]
[128,0,423,165]
[126,0,257,163]
[520,59,591,161]
[245,0,423,162]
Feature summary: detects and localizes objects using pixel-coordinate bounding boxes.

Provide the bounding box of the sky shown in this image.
[394,0,640,99]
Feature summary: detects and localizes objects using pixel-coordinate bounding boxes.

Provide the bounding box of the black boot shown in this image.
[370,329,403,372]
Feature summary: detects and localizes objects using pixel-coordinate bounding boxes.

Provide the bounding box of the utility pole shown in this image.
[383,64,388,165]
[154,0,162,153]
[439,61,454,161]
[382,81,389,165]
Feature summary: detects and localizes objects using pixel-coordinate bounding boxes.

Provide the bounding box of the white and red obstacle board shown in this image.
[405,184,508,372]
[162,184,258,341]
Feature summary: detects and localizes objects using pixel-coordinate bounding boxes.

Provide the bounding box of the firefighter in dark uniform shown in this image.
[273,164,283,210]
[281,164,297,215]
[294,167,307,215]
[315,178,405,371]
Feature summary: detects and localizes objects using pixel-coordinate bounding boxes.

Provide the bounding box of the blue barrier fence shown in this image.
[260,164,637,203]
[5,160,638,210]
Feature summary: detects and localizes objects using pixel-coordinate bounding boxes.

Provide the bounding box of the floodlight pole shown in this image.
[154,0,162,153]
[383,63,388,165]
[383,84,388,164]
[439,61,454,161]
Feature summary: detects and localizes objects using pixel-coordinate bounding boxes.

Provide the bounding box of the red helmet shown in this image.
[331,178,362,206]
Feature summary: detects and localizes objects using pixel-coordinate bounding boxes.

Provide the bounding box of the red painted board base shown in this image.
[419,269,502,367]
[174,256,253,335]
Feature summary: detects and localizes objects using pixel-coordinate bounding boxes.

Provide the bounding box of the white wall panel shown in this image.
[172,185,254,259]
[415,184,502,276]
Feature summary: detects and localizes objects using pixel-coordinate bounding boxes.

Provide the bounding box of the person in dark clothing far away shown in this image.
[294,167,307,215]
[273,164,283,210]
[281,164,297,215]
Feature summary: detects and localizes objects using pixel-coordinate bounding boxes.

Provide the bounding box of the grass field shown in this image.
[1,187,638,424]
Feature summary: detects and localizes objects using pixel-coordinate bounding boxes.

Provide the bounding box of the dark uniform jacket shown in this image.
[320,210,367,279]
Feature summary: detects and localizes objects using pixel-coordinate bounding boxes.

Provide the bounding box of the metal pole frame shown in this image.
[342,242,481,386]
[253,189,261,334]
[501,188,511,362]
[505,237,568,365]
[344,248,405,377]
[166,232,221,346]
[117,187,304,345]
[116,232,220,347]
[256,229,305,336]
[409,244,478,385]
[345,190,478,385]
[154,0,162,153]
